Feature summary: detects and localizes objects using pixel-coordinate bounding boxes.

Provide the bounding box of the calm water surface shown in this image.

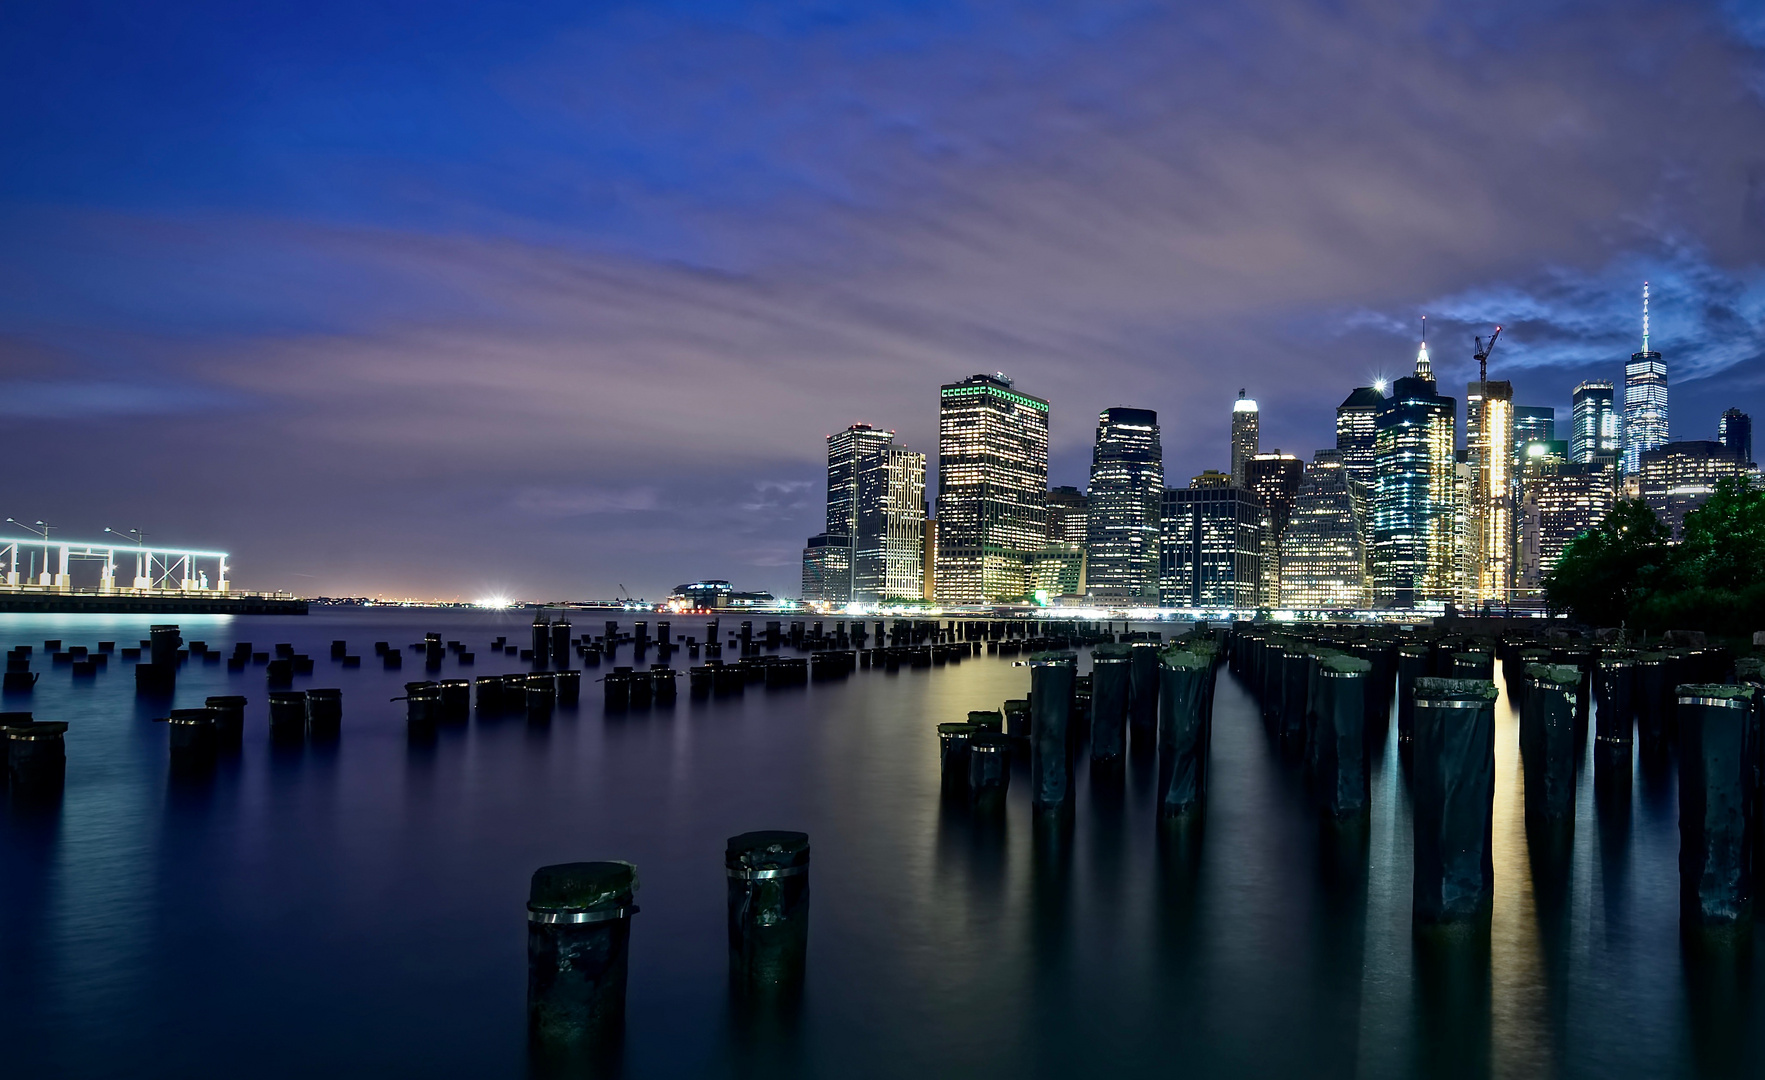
[0,610,1759,1078]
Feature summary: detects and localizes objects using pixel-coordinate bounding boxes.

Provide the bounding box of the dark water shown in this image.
[0,610,1759,1078]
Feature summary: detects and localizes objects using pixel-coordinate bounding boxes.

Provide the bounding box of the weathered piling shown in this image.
[1279,647,1314,746]
[938,723,976,791]
[603,669,631,710]
[6,720,66,795]
[1312,653,1371,819]
[556,670,581,706]
[550,618,572,667]
[968,733,1010,807]
[1396,644,1429,744]
[1128,641,1158,753]
[527,861,638,1056]
[1594,654,1634,796]
[205,695,246,748]
[267,690,308,742]
[726,831,810,1005]
[1156,643,1215,821]
[1678,684,1755,934]
[1522,664,1580,825]
[1411,677,1499,935]
[526,674,556,721]
[1635,652,1670,753]
[1029,653,1076,811]
[530,614,552,668]
[425,680,464,723]
[1089,643,1131,763]
[167,708,219,769]
[401,682,441,731]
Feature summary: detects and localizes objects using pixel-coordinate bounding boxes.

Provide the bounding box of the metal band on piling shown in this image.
[528,906,638,924]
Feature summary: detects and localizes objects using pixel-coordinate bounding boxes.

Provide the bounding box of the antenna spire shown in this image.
[1642,281,1650,354]
[1415,315,1432,380]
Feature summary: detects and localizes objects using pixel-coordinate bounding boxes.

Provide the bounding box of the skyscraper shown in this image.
[1231,391,1259,487]
[1244,451,1303,606]
[935,373,1050,604]
[853,447,927,603]
[1336,386,1384,492]
[1085,408,1164,601]
[1278,452,1369,610]
[1160,480,1262,610]
[801,534,852,604]
[826,424,895,540]
[1637,441,1757,536]
[1623,282,1668,474]
[1518,456,1613,598]
[1571,381,1618,464]
[1465,378,1515,606]
[1512,406,1554,466]
[1373,335,1458,607]
[1043,486,1088,546]
[1719,408,1753,464]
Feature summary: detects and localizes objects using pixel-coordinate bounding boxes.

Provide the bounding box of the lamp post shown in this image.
[6,518,55,587]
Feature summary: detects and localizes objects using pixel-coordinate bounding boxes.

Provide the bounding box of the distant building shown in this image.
[921,519,937,602]
[1231,391,1260,487]
[1335,386,1384,493]
[1719,408,1753,465]
[1512,405,1554,469]
[1279,453,1369,610]
[671,580,778,610]
[1085,408,1163,601]
[800,534,852,604]
[1245,451,1303,605]
[1571,381,1618,465]
[1517,459,1614,597]
[853,447,926,603]
[1637,440,1757,536]
[935,373,1049,604]
[1032,486,1088,596]
[1160,481,1262,610]
[1623,283,1668,474]
[1466,379,1516,606]
[1373,338,1458,607]
[1044,486,1088,546]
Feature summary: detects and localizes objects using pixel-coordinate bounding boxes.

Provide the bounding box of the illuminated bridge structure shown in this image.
[0,535,230,595]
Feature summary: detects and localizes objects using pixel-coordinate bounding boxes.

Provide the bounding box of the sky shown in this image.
[2,0,1763,601]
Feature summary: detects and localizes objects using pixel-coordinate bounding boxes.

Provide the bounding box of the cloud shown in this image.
[0,380,241,417]
[511,486,661,516]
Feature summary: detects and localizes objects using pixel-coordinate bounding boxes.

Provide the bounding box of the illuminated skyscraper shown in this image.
[1637,441,1757,536]
[1245,451,1303,606]
[1373,335,1458,607]
[1518,456,1613,598]
[1465,378,1515,606]
[1160,480,1262,609]
[1231,391,1259,487]
[1719,408,1753,464]
[1336,386,1384,491]
[801,534,852,604]
[826,424,895,539]
[1623,282,1668,474]
[853,447,927,603]
[935,373,1049,604]
[1571,381,1618,464]
[1278,451,1369,610]
[1512,406,1553,468]
[1043,486,1088,546]
[1085,408,1163,601]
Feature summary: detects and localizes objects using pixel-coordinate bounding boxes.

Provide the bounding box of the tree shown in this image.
[1672,477,1765,593]
[1543,498,1671,627]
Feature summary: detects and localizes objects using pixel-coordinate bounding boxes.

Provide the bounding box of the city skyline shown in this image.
[4,2,1765,600]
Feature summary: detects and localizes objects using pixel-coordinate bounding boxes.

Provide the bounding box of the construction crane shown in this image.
[1474,325,1503,384]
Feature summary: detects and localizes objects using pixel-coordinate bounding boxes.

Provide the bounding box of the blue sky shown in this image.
[2,0,1762,598]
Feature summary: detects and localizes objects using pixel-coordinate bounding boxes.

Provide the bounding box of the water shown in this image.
[0,610,1758,1078]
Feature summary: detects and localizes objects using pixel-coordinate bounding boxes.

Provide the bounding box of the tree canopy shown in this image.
[1545,477,1765,634]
